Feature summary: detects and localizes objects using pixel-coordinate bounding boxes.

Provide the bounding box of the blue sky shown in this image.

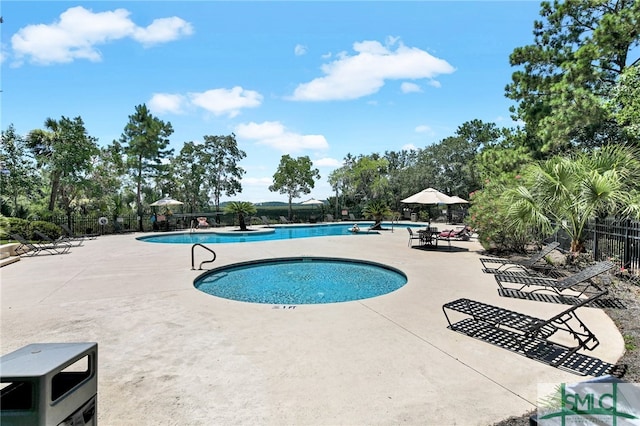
[1,1,542,203]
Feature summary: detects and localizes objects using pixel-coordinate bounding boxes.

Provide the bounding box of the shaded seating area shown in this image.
[479,242,560,276]
[10,233,71,256]
[407,226,439,248]
[494,260,616,298]
[442,291,625,377]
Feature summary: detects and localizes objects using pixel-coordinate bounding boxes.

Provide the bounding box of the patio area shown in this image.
[0,223,625,425]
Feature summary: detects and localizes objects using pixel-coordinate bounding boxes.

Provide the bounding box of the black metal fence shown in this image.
[553,218,640,274]
[586,219,640,273]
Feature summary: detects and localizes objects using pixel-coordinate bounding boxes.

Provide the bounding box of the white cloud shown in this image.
[294,44,307,56]
[133,16,193,47]
[235,121,329,153]
[415,125,432,133]
[10,6,192,66]
[428,79,442,88]
[289,38,455,101]
[400,82,422,93]
[243,176,273,186]
[314,157,342,167]
[148,93,188,115]
[188,87,263,118]
[402,143,418,151]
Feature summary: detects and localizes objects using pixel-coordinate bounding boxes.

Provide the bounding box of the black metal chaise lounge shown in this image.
[34,230,81,248]
[10,233,71,256]
[442,291,625,377]
[494,260,616,299]
[479,242,560,276]
[60,224,99,240]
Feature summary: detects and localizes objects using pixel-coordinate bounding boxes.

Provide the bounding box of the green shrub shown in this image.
[30,221,63,240]
[467,179,530,253]
[2,217,31,240]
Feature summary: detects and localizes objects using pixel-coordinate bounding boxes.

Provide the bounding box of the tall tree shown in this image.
[171,142,208,213]
[269,155,320,220]
[506,0,639,154]
[0,124,39,217]
[25,116,99,213]
[119,104,174,231]
[607,63,640,145]
[202,134,246,212]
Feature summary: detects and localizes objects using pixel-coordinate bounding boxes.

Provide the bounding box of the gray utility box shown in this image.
[1,342,98,426]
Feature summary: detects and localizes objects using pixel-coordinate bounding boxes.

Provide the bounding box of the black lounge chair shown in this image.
[442,291,624,377]
[480,242,560,276]
[494,261,616,298]
[11,233,71,256]
[34,230,82,248]
[60,224,99,240]
[260,216,272,227]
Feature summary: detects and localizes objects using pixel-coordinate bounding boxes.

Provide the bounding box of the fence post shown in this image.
[624,219,631,269]
[592,217,598,261]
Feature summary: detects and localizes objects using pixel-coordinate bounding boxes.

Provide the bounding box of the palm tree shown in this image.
[505,144,640,253]
[223,201,257,231]
[362,200,392,230]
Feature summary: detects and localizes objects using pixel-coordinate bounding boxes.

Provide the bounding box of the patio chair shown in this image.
[479,242,560,275]
[438,226,471,241]
[407,227,422,247]
[325,214,335,222]
[442,290,623,376]
[260,216,272,227]
[494,260,616,298]
[10,233,71,256]
[34,230,79,248]
[279,216,291,224]
[60,224,98,240]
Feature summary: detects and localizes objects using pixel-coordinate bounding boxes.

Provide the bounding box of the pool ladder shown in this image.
[191,243,217,270]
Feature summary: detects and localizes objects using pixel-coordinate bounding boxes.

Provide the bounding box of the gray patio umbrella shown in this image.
[300,198,325,206]
[150,196,184,207]
[300,198,325,220]
[400,188,455,205]
[446,195,469,204]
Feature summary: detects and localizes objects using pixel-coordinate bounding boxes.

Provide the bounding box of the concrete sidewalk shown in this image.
[0,224,624,425]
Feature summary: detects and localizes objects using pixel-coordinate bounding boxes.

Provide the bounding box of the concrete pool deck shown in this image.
[0,223,625,425]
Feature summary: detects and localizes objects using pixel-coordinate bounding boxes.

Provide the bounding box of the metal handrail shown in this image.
[191,243,216,270]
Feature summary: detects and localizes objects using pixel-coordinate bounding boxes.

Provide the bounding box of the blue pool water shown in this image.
[137,222,414,244]
[194,257,407,304]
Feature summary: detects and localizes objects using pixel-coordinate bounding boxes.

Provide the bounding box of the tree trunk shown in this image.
[48,171,61,211]
[238,213,247,231]
[136,159,143,232]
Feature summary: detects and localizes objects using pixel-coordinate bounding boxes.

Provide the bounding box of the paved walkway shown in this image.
[0,223,624,425]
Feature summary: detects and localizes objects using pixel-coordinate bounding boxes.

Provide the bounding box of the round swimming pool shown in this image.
[194,257,407,304]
